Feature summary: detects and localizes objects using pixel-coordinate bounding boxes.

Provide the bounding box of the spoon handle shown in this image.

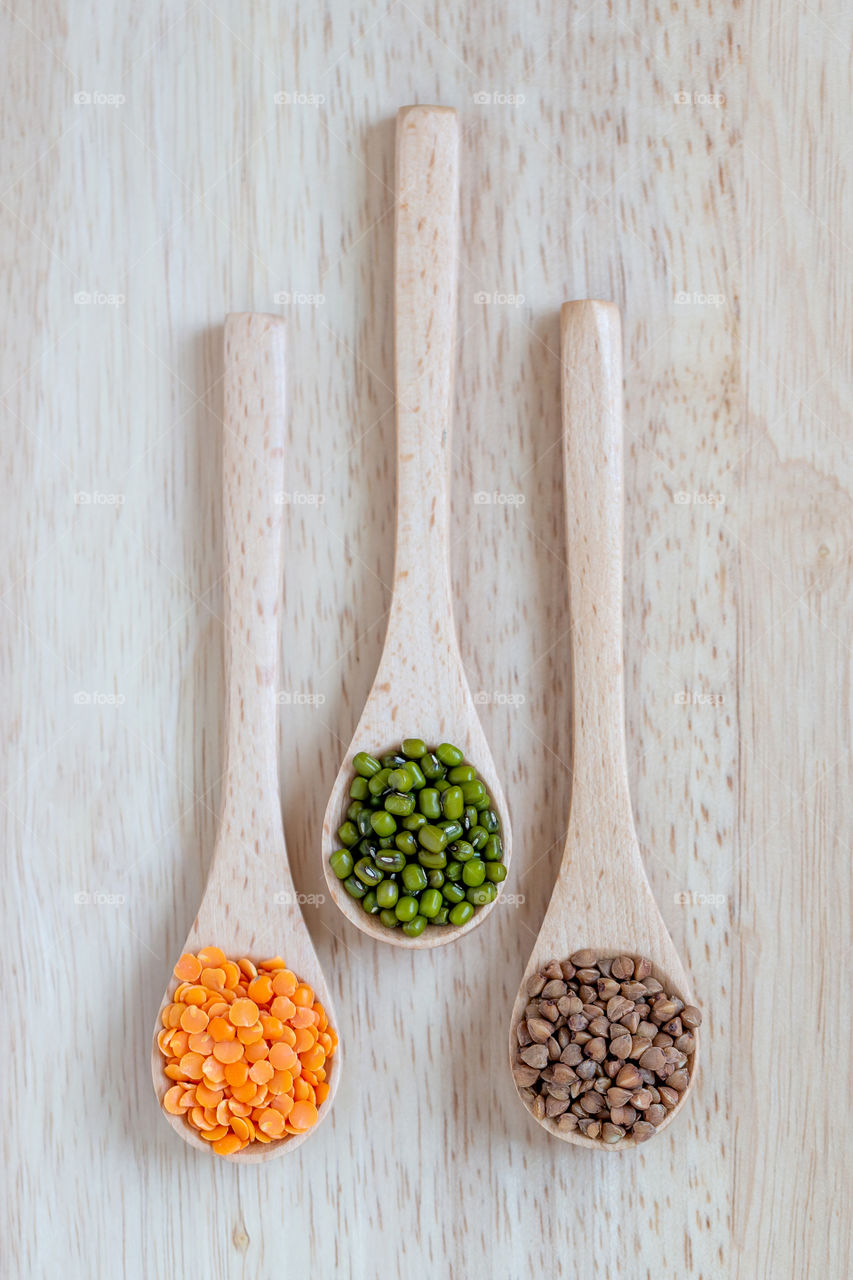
[561,301,635,837]
[220,313,286,825]
[390,105,459,648]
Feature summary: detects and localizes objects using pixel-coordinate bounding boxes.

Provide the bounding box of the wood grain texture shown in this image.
[322,105,512,947]
[0,0,849,1276]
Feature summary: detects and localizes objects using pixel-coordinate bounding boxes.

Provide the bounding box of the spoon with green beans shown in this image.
[321,107,512,948]
[327,739,507,940]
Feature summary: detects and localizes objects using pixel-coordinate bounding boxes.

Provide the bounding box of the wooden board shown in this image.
[1,1,849,1276]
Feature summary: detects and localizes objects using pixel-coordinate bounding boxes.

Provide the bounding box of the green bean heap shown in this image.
[329,739,506,936]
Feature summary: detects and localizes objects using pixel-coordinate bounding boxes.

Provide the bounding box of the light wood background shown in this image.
[2,2,849,1277]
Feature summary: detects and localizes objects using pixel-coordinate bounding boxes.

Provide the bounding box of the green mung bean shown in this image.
[387,767,413,792]
[442,786,464,819]
[343,874,367,899]
[419,752,443,779]
[418,824,447,853]
[417,848,447,870]
[353,752,381,778]
[418,888,443,918]
[418,789,441,820]
[376,879,399,908]
[385,791,416,816]
[466,885,491,906]
[330,848,354,879]
[405,761,426,789]
[354,857,383,887]
[442,881,466,904]
[394,895,419,923]
[395,831,418,856]
[350,776,369,800]
[401,863,428,894]
[331,739,506,936]
[375,850,406,873]
[370,810,397,837]
[462,858,486,887]
[338,821,359,847]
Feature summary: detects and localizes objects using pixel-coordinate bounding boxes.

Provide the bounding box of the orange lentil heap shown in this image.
[157,946,338,1155]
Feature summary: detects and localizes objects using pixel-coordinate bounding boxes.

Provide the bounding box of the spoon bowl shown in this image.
[322,106,512,947]
[152,313,340,1160]
[509,301,698,1146]
[510,951,697,1150]
[323,722,509,949]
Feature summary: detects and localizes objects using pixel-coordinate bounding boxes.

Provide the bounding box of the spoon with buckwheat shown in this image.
[508,301,701,1148]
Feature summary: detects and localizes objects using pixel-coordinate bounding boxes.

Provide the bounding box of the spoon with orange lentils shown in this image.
[151,315,340,1160]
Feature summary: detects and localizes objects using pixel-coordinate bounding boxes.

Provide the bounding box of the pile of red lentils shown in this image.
[157,946,338,1155]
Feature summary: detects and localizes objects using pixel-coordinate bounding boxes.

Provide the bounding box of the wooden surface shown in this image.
[1,2,849,1277]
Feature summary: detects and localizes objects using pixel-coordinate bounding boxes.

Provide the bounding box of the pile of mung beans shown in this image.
[329,739,506,936]
[513,951,701,1144]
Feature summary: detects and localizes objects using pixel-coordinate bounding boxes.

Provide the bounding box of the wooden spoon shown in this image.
[508,300,698,1148]
[321,105,512,948]
[152,313,340,1160]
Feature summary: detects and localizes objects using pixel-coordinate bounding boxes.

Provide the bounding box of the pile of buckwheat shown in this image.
[513,951,701,1144]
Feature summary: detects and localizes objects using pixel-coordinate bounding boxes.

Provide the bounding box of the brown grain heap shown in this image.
[513,951,701,1144]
